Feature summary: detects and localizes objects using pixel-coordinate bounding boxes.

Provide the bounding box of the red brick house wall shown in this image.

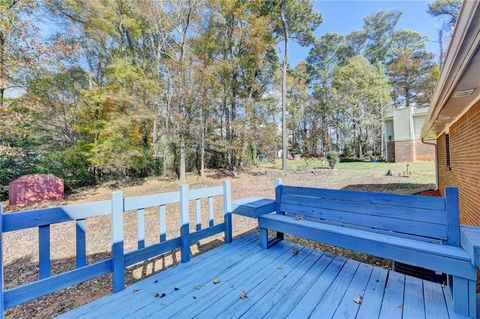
[415,141,435,161]
[437,100,480,226]
[388,140,435,162]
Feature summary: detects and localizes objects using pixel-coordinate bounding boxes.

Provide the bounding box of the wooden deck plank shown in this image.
[309,259,360,319]
[199,246,315,318]
[403,275,426,319]
[58,235,463,319]
[355,266,388,319]
[331,263,373,319]
[285,255,347,318]
[80,236,264,319]
[126,241,296,318]
[214,248,324,319]
[59,234,256,318]
[378,271,405,319]
[423,280,449,319]
[153,242,300,319]
[241,251,335,318]
[443,286,471,319]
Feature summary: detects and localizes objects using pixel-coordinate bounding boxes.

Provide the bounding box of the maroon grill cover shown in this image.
[9,174,64,206]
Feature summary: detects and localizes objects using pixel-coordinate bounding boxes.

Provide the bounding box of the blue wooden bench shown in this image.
[0,181,233,319]
[258,178,479,318]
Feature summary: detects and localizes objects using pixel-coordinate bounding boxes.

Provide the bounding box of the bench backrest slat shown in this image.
[278,184,449,242]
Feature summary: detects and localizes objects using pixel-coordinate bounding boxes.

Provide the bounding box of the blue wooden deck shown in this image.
[58,232,464,319]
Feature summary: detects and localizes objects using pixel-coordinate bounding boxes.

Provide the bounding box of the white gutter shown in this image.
[421,0,480,140]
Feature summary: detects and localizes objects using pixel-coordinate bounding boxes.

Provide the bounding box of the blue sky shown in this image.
[288,0,440,66]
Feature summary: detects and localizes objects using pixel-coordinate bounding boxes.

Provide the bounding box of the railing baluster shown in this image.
[76,219,87,267]
[159,205,166,242]
[179,184,190,263]
[208,197,214,227]
[195,198,202,231]
[111,191,125,292]
[137,208,145,249]
[38,225,51,279]
[223,180,232,244]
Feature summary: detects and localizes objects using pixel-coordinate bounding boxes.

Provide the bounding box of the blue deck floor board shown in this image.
[378,270,405,319]
[217,250,324,319]
[286,256,348,318]
[309,259,360,318]
[58,233,457,319]
[331,263,373,319]
[129,240,296,318]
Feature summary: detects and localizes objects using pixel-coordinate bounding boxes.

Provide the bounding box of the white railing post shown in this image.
[275,178,285,240]
[223,180,232,243]
[180,184,190,263]
[111,191,125,292]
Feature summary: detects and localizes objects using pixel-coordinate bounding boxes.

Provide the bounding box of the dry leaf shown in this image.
[240,290,248,300]
[291,249,300,255]
[353,296,363,304]
[213,278,221,284]
[195,284,201,290]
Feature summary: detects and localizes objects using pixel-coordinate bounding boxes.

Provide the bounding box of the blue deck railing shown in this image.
[0,181,233,318]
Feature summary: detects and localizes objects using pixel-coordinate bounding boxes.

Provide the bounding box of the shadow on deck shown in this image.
[58,232,460,319]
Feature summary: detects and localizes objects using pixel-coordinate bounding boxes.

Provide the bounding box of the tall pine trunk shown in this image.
[280,2,288,171]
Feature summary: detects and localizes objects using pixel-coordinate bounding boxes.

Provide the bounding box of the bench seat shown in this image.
[258,179,479,318]
[259,213,476,280]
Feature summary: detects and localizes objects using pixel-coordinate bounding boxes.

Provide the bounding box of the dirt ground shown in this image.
[2,161,435,318]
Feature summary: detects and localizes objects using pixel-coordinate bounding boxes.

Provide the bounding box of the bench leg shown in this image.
[452,276,477,318]
[276,212,285,240]
[259,227,268,249]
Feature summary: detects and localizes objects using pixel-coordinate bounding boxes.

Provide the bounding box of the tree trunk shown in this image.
[280,2,288,171]
[200,108,205,177]
[0,33,5,108]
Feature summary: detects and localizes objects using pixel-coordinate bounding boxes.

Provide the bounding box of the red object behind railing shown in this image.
[8,174,64,206]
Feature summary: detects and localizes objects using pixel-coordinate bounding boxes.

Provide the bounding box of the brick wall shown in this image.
[387,141,395,162]
[437,100,480,226]
[415,141,435,161]
[394,140,414,162]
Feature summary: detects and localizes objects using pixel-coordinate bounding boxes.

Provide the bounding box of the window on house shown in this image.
[445,133,451,168]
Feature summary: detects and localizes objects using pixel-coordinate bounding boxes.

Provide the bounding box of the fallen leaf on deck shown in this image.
[195,284,201,290]
[353,296,363,304]
[155,292,166,298]
[213,278,221,284]
[397,304,404,309]
[240,290,248,300]
[291,249,299,255]
[133,289,139,293]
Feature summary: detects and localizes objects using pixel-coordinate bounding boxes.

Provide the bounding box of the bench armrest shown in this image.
[231,198,275,218]
[461,225,480,267]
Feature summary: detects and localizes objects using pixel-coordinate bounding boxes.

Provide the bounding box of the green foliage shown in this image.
[427,0,461,28]
[0,1,440,197]
[388,30,436,108]
[326,151,339,169]
[36,148,94,191]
